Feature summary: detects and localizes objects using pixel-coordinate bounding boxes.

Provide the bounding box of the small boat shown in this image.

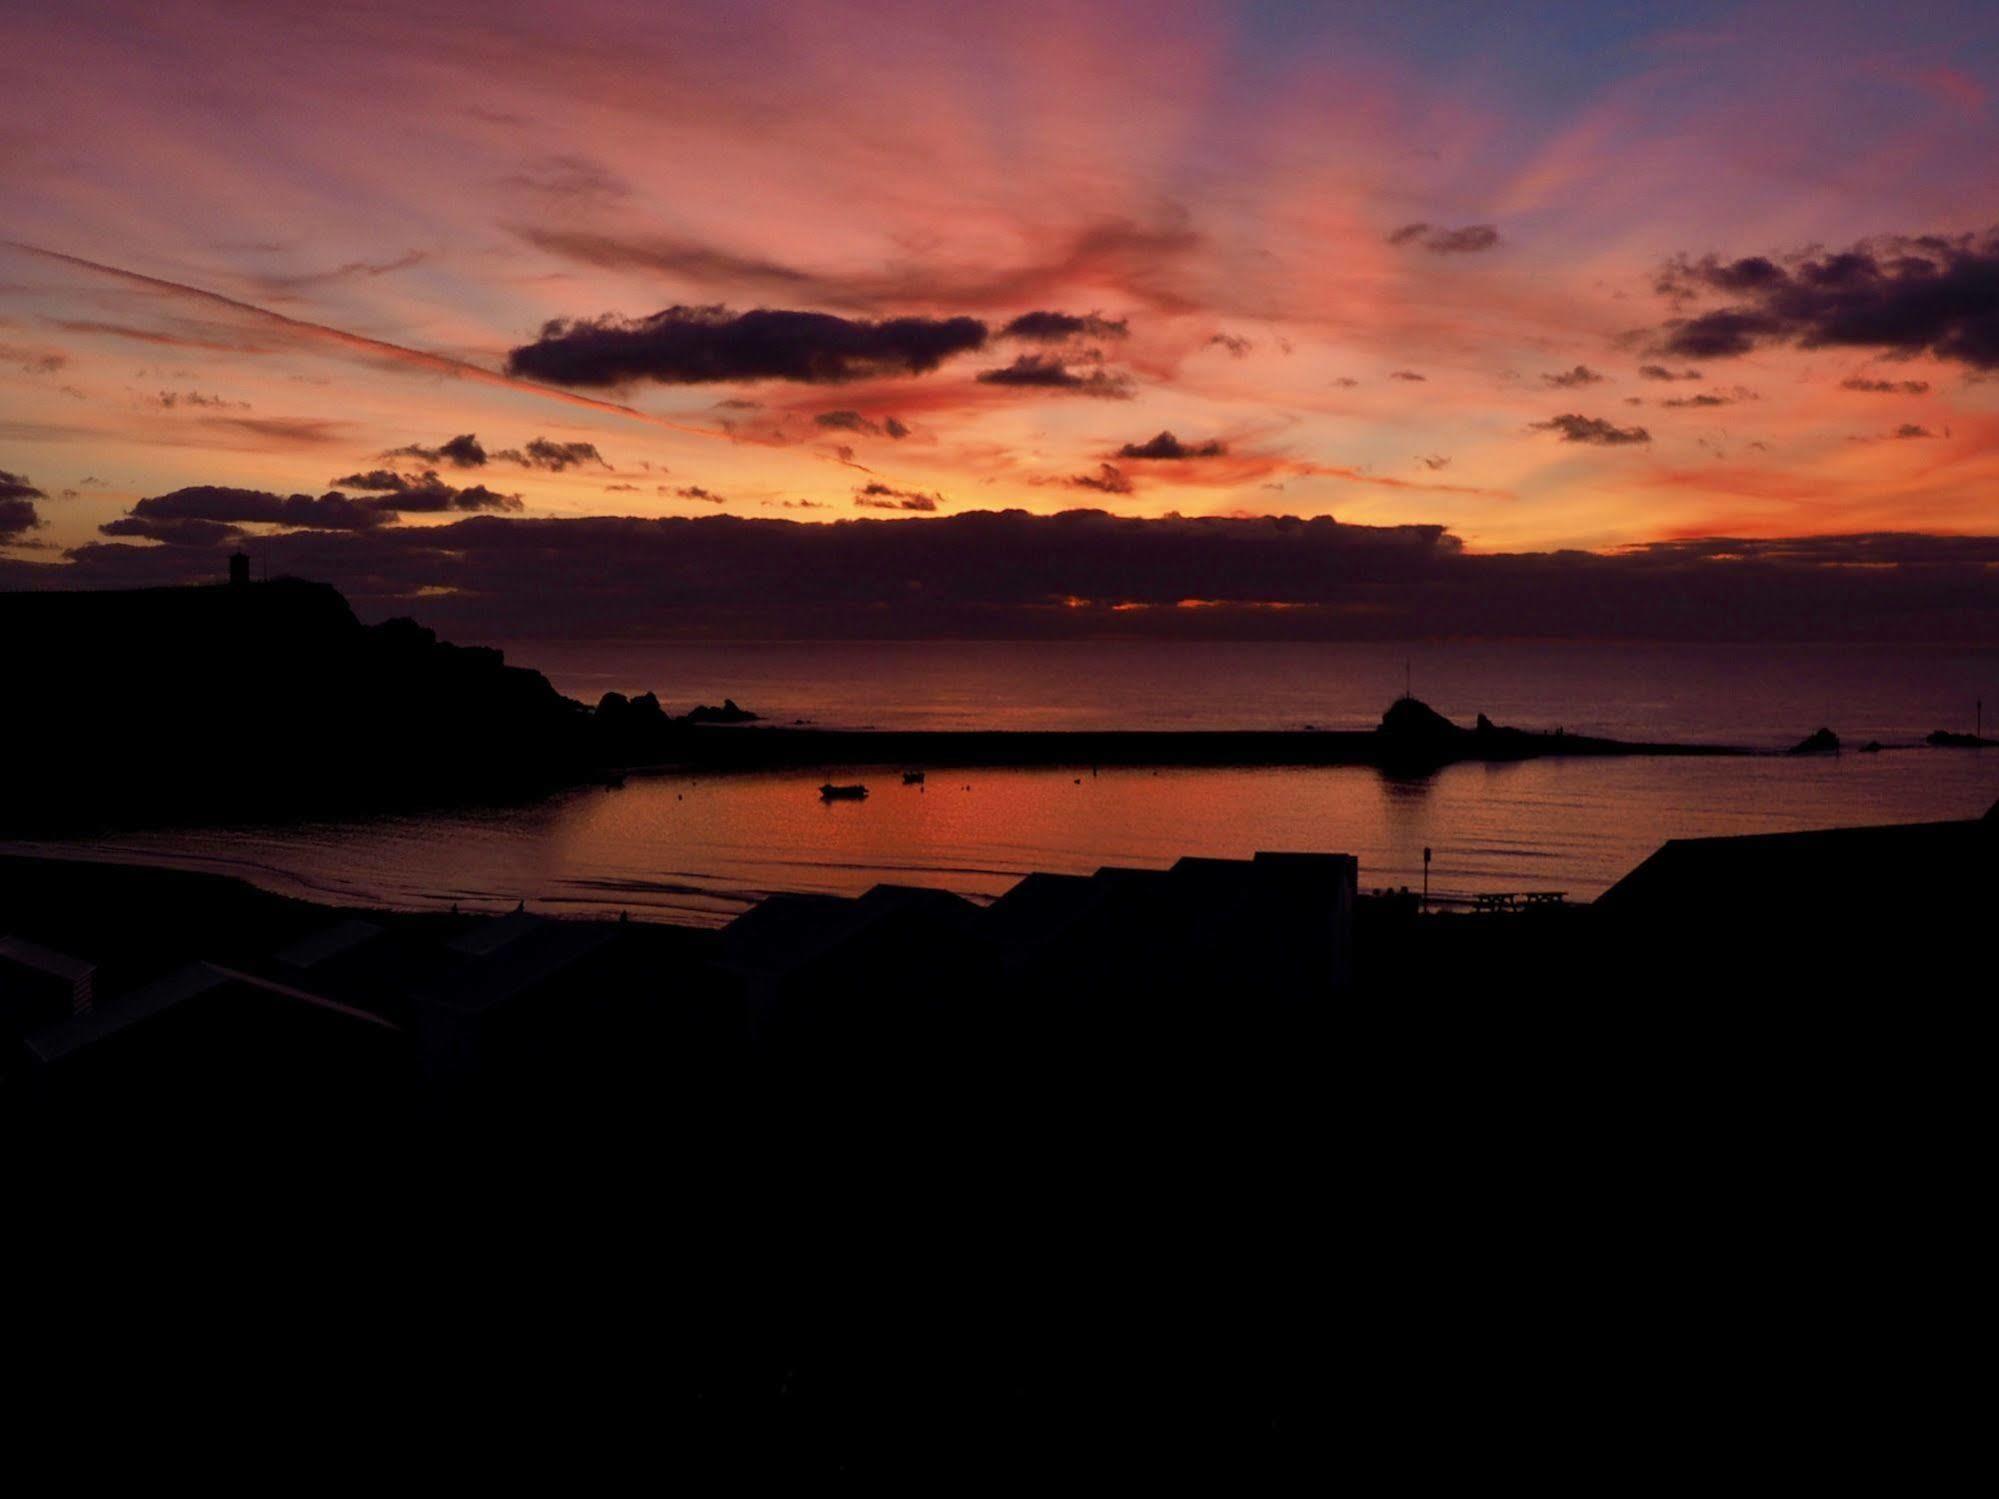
[819,782,869,801]
[902,770,926,785]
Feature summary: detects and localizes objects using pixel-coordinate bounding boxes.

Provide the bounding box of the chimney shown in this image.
[229,551,251,588]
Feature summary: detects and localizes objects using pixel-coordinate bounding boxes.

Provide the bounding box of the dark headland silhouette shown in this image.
[1,571,754,833]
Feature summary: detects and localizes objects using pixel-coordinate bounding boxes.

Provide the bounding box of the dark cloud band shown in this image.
[22,507,1995,645]
[1532,413,1651,446]
[506,305,989,387]
[1000,311,1129,342]
[1116,432,1226,460]
[1655,230,1999,368]
[1388,223,1501,255]
[977,354,1134,398]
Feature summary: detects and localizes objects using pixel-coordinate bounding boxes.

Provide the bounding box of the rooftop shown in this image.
[0,935,98,982]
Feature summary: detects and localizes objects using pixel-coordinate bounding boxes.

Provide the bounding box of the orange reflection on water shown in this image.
[16,753,1997,927]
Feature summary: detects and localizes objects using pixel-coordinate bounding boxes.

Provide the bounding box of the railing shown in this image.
[1467,890,1568,913]
[1365,889,1570,913]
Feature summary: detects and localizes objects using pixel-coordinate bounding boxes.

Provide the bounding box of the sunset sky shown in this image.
[4,1,1999,636]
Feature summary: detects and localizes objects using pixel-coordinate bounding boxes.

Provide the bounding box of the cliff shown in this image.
[3,578,605,831]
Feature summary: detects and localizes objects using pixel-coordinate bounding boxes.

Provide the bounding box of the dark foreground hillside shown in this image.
[8,798,1991,1482]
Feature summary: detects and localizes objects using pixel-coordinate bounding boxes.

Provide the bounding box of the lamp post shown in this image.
[1422,846,1431,913]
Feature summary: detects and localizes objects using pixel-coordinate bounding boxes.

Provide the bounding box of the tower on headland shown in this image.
[229,551,250,588]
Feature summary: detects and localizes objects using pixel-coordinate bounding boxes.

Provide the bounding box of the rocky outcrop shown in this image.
[1377,695,1464,742]
[591,689,758,760]
[1373,695,1470,769]
[1787,727,1841,755]
[685,697,759,725]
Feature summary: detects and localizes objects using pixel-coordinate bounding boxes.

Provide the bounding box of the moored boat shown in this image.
[819,782,869,800]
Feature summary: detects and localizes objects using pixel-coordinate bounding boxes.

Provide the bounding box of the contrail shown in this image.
[1,239,719,438]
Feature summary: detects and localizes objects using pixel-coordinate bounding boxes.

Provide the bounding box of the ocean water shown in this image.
[13,642,1998,926]
[499,639,1999,748]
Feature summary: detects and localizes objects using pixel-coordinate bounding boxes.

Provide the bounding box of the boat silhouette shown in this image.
[820,782,869,801]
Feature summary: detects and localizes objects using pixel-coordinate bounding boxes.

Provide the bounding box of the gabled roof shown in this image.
[719,884,982,978]
[23,959,401,1067]
[274,919,385,970]
[0,935,97,983]
[24,962,227,1065]
[984,872,1108,959]
[716,852,1360,988]
[422,919,618,1013]
[1596,812,1994,917]
[446,911,544,959]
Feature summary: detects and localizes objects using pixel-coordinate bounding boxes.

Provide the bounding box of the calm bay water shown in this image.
[13,641,1997,926]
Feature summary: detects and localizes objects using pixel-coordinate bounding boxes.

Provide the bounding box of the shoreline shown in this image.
[635,722,1752,773]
